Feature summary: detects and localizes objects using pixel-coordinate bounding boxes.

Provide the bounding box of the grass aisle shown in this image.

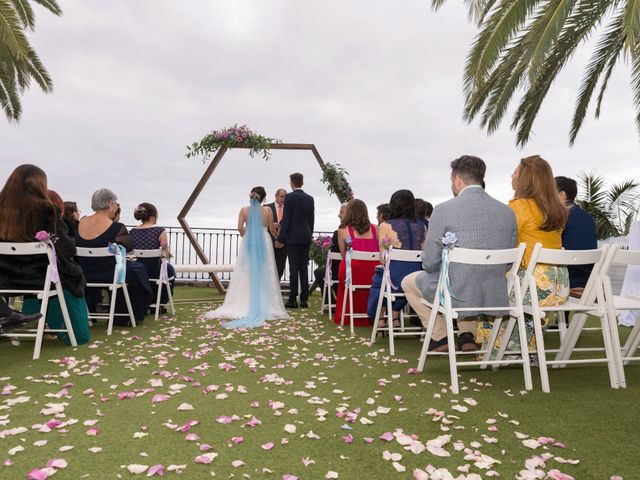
[1,286,637,479]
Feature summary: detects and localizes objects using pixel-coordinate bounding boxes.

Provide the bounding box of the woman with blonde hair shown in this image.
[477,155,569,363]
[333,199,379,326]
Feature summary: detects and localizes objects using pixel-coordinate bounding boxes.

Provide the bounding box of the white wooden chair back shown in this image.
[132,249,175,320]
[417,244,531,395]
[76,245,136,335]
[320,252,342,318]
[340,250,380,335]
[0,241,77,359]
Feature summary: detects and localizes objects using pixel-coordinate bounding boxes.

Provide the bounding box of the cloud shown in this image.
[1,0,638,231]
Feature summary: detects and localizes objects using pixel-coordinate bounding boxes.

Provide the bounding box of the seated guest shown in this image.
[129,202,176,306]
[402,156,517,352]
[415,198,428,228]
[424,201,433,220]
[63,201,81,233]
[555,176,597,295]
[75,189,152,324]
[333,199,379,326]
[110,203,121,223]
[368,190,427,330]
[376,203,390,225]
[478,156,569,361]
[0,164,90,345]
[313,203,347,299]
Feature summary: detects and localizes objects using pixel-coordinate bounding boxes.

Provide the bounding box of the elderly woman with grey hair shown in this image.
[75,188,152,325]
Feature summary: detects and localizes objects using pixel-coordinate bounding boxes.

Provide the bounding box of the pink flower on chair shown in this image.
[35,231,51,242]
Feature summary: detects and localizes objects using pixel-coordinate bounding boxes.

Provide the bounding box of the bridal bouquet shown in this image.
[320,162,354,204]
[186,124,279,161]
[309,234,333,266]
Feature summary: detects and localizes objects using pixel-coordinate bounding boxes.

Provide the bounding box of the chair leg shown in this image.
[554,312,587,367]
[32,299,50,360]
[55,283,77,346]
[622,325,640,364]
[107,286,118,336]
[493,317,516,370]
[602,278,625,387]
[417,303,439,372]
[340,286,348,327]
[515,312,533,391]
[167,282,176,315]
[481,317,502,370]
[370,279,387,344]
[154,280,163,321]
[558,311,568,342]
[445,311,459,394]
[320,285,327,314]
[531,311,551,393]
[121,284,137,328]
[349,287,355,336]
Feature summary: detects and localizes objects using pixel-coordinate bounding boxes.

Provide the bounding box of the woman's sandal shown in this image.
[376,319,387,338]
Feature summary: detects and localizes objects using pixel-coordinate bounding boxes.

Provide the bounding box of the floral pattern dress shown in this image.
[476,198,569,365]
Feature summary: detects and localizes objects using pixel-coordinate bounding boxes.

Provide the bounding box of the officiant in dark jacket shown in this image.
[266,188,287,280]
[276,173,315,308]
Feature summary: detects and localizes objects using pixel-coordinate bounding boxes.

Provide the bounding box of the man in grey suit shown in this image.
[402,155,517,352]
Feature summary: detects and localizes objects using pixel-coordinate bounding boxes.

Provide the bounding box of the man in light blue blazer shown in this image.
[402,156,517,352]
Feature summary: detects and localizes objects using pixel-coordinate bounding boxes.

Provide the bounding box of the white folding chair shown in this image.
[370,248,423,356]
[132,249,176,321]
[320,251,342,318]
[499,244,620,393]
[416,244,531,395]
[0,242,77,359]
[601,247,640,385]
[340,250,380,335]
[76,246,136,335]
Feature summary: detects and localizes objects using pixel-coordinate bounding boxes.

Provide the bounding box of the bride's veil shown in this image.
[223,197,268,328]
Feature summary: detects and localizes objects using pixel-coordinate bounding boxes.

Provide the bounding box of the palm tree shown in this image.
[431,0,640,146]
[577,173,640,240]
[0,0,62,122]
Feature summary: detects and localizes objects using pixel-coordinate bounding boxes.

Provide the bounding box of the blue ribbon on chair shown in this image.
[438,232,462,304]
[108,243,127,284]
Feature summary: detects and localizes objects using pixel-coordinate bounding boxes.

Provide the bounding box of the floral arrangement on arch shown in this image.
[320,162,354,204]
[186,125,280,161]
[309,234,333,266]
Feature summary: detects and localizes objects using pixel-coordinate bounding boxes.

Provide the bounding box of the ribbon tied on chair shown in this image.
[35,231,60,283]
[159,257,170,285]
[382,247,398,291]
[108,243,127,284]
[323,252,333,288]
[438,231,462,304]
[345,236,352,288]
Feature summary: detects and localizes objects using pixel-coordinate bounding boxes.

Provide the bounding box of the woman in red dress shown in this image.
[333,199,379,326]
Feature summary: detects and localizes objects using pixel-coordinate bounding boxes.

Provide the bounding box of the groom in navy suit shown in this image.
[275,173,315,308]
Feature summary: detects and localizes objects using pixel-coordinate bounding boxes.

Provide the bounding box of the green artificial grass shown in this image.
[1,285,637,479]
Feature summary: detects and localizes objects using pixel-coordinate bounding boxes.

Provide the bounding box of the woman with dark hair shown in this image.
[376,203,391,225]
[477,155,569,362]
[75,189,152,325]
[0,164,90,345]
[63,201,80,232]
[368,190,427,330]
[130,202,175,308]
[204,186,288,327]
[333,199,379,326]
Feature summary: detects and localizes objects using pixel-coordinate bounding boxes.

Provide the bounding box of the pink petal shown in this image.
[283,475,299,480]
[363,437,374,444]
[261,442,274,450]
[147,464,165,477]
[151,394,169,403]
[185,433,199,441]
[546,470,575,480]
[231,460,246,468]
[231,436,244,444]
[45,459,68,469]
[216,416,234,425]
[199,444,213,451]
[244,416,262,427]
[86,428,99,436]
[341,435,353,444]
[27,469,49,480]
[379,432,394,442]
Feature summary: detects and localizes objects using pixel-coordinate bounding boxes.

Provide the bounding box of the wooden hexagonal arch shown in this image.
[178,143,328,293]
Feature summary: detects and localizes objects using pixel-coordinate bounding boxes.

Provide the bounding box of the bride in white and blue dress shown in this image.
[205,187,289,328]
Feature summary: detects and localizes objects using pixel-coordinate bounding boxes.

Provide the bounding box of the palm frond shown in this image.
[31,0,61,16]
[570,10,625,144]
[0,0,30,59]
[12,0,34,29]
[527,0,578,82]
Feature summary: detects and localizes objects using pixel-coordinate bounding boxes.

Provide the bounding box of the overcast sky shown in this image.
[1,0,638,232]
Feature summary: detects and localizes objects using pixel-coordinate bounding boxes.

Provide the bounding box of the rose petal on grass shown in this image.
[147,464,165,476]
[127,464,149,474]
[231,460,246,468]
[261,442,275,450]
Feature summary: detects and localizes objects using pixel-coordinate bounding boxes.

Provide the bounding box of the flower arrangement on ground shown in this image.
[320,162,354,204]
[186,125,279,161]
[309,234,333,266]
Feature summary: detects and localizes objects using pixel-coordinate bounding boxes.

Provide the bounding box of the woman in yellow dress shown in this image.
[477,155,569,364]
